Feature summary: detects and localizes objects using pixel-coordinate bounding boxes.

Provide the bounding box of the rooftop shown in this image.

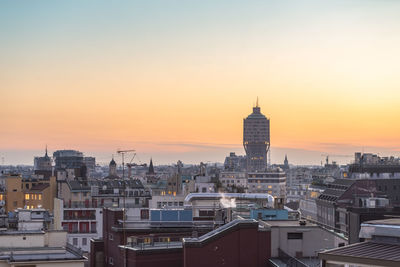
[184,219,259,247]
[262,220,317,227]
[0,246,86,263]
[319,241,400,267]
[363,218,400,226]
[29,183,50,191]
[184,193,274,203]
[121,241,182,251]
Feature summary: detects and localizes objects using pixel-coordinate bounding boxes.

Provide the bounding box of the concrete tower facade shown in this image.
[243,101,270,172]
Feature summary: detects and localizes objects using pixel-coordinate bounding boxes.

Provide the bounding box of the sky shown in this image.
[1,0,400,166]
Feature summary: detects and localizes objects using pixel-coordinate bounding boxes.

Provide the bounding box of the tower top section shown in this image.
[246,99,267,120]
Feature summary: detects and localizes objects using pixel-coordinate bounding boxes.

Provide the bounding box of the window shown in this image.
[109,233,113,240]
[109,257,114,265]
[160,237,170,242]
[73,238,78,246]
[25,194,30,200]
[82,238,87,246]
[287,233,303,240]
[140,209,149,219]
[199,210,215,217]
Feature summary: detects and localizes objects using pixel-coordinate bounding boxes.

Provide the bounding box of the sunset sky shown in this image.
[1,0,400,165]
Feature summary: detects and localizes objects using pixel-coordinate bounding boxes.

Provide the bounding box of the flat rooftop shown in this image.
[0,230,44,236]
[363,218,400,226]
[262,220,317,227]
[0,246,86,263]
[121,241,183,251]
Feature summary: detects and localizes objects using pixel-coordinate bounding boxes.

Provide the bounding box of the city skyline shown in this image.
[2,1,400,165]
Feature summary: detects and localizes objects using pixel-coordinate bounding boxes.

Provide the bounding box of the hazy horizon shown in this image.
[2,144,399,167]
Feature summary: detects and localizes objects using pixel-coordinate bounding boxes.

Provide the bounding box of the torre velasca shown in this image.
[243,102,270,172]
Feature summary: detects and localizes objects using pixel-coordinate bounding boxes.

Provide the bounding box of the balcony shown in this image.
[66,229,97,234]
[64,202,98,209]
[63,214,96,220]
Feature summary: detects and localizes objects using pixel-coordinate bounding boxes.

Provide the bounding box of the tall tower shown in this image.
[243,99,270,172]
[109,157,117,177]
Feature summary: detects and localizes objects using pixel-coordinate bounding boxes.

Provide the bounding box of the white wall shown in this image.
[46,231,67,247]
[149,195,185,209]
[0,233,45,248]
[270,225,348,258]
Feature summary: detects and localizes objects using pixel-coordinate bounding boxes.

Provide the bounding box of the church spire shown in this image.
[44,145,49,159]
[148,158,155,175]
[284,154,289,168]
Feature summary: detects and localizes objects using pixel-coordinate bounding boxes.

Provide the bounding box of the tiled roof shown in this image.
[29,184,50,191]
[319,241,400,264]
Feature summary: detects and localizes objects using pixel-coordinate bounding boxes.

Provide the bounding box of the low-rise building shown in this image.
[1,174,57,213]
[319,218,400,267]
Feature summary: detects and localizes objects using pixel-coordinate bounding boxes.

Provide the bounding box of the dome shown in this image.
[110,158,116,166]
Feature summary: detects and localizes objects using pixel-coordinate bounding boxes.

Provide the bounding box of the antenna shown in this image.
[116,149,135,267]
[256,97,259,107]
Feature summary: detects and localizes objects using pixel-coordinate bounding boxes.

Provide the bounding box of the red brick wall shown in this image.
[184,227,271,267]
[125,248,183,267]
[89,239,104,267]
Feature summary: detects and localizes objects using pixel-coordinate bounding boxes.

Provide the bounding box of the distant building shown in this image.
[104,157,119,179]
[0,174,57,213]
[284,155,289,169]
[347,152,400,179]
[316,178,400,241]
[34,147,52,171]
[219,171,247,191]
[83,156,96,177]
[247,169,286,199]
[243,101,270,172]
[53,150,84,170]
[224,152,247,171]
